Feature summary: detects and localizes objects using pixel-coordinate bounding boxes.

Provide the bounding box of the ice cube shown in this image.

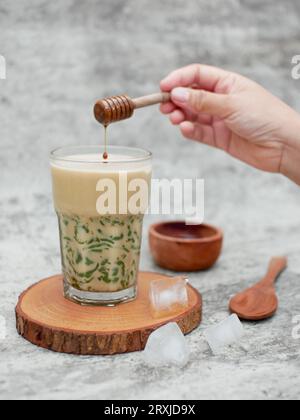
[204,314,244,355]
[150,277,189,318]
[143,322,190,367]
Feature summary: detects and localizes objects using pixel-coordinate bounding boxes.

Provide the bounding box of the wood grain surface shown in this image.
[16,272,202,355]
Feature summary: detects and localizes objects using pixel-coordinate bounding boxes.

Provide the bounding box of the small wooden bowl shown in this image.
[149,222,223,272]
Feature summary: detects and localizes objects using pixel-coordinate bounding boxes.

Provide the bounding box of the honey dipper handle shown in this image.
[132,92,171,109]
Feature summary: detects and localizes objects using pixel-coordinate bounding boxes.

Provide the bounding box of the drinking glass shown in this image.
[50,146,152,306]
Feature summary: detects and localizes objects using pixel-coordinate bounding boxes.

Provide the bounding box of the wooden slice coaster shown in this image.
[16,272,202,355]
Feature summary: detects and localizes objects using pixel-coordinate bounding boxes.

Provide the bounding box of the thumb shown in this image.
[171,87,231,118]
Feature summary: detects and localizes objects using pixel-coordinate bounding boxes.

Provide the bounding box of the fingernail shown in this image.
[172,88,189,103]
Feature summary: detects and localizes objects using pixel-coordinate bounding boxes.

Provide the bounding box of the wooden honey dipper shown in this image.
[94,92,171,125]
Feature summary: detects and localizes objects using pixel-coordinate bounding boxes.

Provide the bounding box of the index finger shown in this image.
[160,64,230,93]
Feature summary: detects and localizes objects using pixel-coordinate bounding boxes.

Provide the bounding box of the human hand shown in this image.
[160,64,300,184]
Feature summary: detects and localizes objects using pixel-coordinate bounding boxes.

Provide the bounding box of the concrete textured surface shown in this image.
[1,0,300,400]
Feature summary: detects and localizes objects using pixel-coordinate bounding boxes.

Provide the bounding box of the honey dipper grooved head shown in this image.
[94,95,135,125]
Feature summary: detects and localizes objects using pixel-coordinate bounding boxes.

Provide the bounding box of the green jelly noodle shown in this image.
[58,213,144,292]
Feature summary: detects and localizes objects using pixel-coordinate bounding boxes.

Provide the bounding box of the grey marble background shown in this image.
[1,0,300,400]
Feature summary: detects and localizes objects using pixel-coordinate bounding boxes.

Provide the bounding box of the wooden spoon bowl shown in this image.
[230,257,288,321]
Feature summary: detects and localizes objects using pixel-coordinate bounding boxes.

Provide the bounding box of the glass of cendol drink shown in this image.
[50,146,152,306]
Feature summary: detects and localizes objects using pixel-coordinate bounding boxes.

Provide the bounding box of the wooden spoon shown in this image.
[229,257,288,321]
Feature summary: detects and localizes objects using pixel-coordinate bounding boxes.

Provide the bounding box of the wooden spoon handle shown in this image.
[132,92,171,109]
[260,257,288,287]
